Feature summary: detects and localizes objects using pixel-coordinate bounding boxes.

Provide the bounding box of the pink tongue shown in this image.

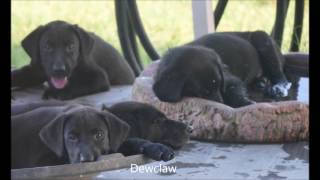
[51,77,68,89]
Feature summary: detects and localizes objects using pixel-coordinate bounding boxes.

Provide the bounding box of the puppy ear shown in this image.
[101,112,130,152]
[72,25,94,58]
[39,113,67,158]
[209,51,226,94]
[153,74,186,102]
[21,25,46,66]
[214,60,226,93]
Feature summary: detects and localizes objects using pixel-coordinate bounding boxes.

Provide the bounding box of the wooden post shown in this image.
[192,0,215,39]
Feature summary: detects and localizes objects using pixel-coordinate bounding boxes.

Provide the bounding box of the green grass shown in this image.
[11,0,309,69]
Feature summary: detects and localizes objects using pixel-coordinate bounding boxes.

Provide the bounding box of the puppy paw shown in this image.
[233,98,256,108]
[55,93,74,100]
[142,143,175,161]
[244,99,256,105]
[42,89,72,100]
[42,89,55,100]
[254,78,268,90]
[266,82,292,98]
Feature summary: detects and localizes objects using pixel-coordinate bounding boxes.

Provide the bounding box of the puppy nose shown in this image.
[53,63,66,73]
[79,153,94,163]
[186,126,193,134]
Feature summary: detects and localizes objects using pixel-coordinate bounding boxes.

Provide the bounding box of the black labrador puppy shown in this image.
[153,31,291,107]
[11,20,135,100]
[104,101,192,157]
[11,101,191,169]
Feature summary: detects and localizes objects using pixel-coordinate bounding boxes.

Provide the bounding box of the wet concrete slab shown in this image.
[11,85,133,107]
[94,140,309,180]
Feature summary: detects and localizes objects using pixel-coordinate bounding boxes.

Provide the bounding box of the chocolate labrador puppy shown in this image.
[11,20,135,100]
[153,31,291,107]
[11,103,130,169]
[12,101,191,168]
[104,101,192,160]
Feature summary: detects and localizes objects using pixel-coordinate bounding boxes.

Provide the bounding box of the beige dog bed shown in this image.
[132,55,309,143]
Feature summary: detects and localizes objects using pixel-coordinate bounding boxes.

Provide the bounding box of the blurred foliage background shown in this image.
[11,0,309,68]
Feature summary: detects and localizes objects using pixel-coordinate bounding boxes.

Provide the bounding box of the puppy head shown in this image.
[111,102,191,149]
[155,116,192,149]
[39,105,130,164]
[153,46,225,103]
[21,20,94,89]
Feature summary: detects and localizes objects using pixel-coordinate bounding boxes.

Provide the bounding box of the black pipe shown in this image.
[290,0,304,52]
[271,0,290,47]
[115,0,141,76]
[127,11,143,69]
[284,53,309,77]
[127,0,160,61]
[214,0,228,28]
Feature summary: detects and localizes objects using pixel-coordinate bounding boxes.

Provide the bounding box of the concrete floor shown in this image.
[11,78,309,180]
[95,140,308,180]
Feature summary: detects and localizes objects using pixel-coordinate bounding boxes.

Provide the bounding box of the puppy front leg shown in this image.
[12,65,46,88]
[118,138,175,162]
[249,31,291,98]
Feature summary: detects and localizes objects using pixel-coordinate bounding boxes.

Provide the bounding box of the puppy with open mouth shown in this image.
[11,20,135,100]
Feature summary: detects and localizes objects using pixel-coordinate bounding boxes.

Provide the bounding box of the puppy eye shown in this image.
[44,44,52,52]
[153,118,163,124]
[94,131,104,141]
[68,133,78,142]
[66,43,75,52]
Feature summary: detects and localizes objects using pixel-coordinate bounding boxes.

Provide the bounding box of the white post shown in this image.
[191,0,215,39]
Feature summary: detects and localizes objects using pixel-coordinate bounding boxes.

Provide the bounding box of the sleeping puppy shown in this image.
[11,20,135,100]
[104,101,192,160]
[153,31,291,107]
[11,103,130,169]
